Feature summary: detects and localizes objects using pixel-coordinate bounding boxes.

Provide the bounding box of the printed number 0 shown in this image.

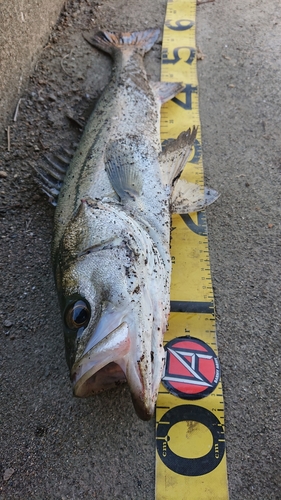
[157,405,225,476]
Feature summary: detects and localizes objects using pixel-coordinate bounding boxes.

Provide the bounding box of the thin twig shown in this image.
[26,217,33,230]
[61,49,74,77]
[197,0,215,5]
[13,98,21,122]
[66,114,85,129]
[7,126,11,152]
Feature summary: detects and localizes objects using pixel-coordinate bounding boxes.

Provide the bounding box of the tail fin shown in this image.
[83,28,160,57]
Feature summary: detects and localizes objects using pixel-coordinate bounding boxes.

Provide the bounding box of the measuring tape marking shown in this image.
[155,1,229,498]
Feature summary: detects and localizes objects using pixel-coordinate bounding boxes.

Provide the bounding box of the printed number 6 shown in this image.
[165,19,194,31]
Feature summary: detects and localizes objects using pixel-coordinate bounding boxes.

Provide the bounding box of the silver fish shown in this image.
[48,28,218,420]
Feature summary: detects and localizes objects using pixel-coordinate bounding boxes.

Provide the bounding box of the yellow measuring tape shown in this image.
[155,1,229,498]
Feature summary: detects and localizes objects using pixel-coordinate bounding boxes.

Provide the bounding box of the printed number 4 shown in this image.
[172,84,198,110]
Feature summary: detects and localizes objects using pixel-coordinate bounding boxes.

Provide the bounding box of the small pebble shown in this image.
[4,320,13,328]
[0,171,8,178]
[3,468,15,481]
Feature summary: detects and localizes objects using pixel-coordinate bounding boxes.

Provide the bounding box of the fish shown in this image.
[40,28,218,420]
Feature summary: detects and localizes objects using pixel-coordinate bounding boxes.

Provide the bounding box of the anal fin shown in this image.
[151,81,185,104]
[159,127,197,186]
[171,179,219,214]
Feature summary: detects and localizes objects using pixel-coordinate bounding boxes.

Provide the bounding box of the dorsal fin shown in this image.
[35,147,74,205]
[159,127,197,186]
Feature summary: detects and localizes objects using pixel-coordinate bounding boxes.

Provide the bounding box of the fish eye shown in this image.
[64,300,91,330]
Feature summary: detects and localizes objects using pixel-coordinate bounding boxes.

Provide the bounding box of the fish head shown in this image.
[54,198,169,420]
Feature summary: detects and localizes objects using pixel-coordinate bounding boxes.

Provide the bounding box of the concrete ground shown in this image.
[0,0,64,136]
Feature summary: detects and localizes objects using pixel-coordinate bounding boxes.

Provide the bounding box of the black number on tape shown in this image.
[181,212,207,236]
[165,19,194,31]
[172,84,198,110]
[162,46,196,65]
[189,139,202,164]
[156,405,225,476]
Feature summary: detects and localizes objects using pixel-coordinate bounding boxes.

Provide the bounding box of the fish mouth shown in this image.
[72,361,127,395]
[71,322,157,420]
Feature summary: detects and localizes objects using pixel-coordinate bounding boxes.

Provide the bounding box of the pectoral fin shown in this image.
[171,179,219,213]
[159,128,197,186]
[105,140,143,201]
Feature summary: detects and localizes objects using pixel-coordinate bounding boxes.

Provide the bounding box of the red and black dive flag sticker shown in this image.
[162,337,220,399]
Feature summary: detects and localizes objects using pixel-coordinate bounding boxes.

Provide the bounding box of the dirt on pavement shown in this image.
[0,0,280,499]
[0,0,64,135]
